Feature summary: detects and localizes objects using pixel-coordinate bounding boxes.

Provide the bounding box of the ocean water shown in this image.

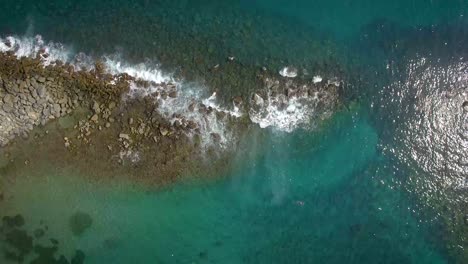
[1,1,467,264]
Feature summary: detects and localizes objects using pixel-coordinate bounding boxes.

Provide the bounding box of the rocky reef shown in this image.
[0,37,343,187]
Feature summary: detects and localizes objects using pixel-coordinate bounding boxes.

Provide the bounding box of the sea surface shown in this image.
[1,1,467,263]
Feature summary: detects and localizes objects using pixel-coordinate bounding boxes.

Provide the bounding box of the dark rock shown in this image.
[216,111,226,119]
[186,120,198,130]
[198,104,207,114]
[37,86,47,98]
[210,133,221,142]
[233,96,243,106]
[3,93,13,104]
[188,102,196,112]
[168,91,177,98]
[28,95,37,104]
[4,39,11,48]
[463,101,468,111]
[207,106,213,114]
[2,103,13,113]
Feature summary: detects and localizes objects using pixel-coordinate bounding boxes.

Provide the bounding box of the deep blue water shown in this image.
[1,1,467,263]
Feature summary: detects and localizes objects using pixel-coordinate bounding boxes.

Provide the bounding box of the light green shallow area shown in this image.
[0,110,446,263]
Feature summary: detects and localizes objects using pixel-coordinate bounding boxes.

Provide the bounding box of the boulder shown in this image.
[3,94,13,105]
[169,91,177,98]
[160,127,169,136]
[92,101,100,114]
[108,101,116,109]
[90,114,99,122]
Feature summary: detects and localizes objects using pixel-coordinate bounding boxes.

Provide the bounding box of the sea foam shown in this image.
[249,77,339,133]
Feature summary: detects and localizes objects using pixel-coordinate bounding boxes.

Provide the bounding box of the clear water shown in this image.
[1,1,467,263]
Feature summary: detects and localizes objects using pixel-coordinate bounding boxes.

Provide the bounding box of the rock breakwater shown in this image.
[0,35,344,185]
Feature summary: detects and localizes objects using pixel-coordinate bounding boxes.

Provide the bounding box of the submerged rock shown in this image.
[2,214,25,228]
[33,228,45,238]
[71,250,86,264]
[69,211,93,236]
[4,229,34,260]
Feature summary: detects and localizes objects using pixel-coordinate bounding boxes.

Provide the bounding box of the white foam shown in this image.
[313,75,323,83]
[202,92,242,118]
[279,66,298,78]
[249,78,339,132]
[104,56,172,85]
[250,94,314,132]
[0,35,72,66]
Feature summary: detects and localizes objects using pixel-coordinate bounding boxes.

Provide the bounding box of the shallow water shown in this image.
[1,1,467,263]
[1,110,446,263]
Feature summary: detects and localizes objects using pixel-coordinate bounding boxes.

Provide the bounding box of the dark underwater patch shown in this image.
[69,211,93,236]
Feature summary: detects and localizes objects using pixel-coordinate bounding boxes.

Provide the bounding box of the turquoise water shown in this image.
[1,1,467,263]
